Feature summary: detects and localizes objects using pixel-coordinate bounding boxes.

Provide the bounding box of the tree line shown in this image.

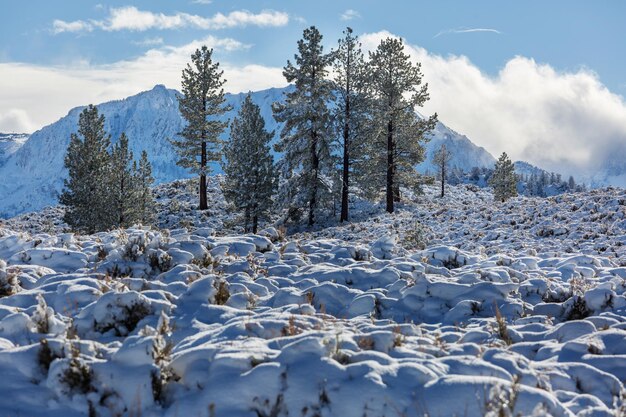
[60,26,524,234]
[173,26,439,232]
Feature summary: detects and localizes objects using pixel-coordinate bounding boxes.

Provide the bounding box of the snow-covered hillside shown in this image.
[0,183,625,416]
[0,133,28,166]
[0,85,495,218]
[418,122,495,174]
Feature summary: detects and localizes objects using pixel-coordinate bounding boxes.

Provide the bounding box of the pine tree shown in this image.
[109,133,137,228]
[568,175,576,191]
[172,46,230,210]
[333,27,370,222]
[136,151,156,225]
[367,37,437,213]
[489,152,518,202]
[433,144,452,197]
[470,166,481,182]
[223,94,277,233]
[273,26,335,226]
[60,105,112,233]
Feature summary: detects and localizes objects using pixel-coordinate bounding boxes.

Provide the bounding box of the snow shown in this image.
[0,182,625,416]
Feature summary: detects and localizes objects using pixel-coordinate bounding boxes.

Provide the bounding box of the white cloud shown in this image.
[0,36,285,133]
[53,7,289,33]
[191,0,212,4]
[132,37,164,47]
[434,27,501,38]
[0,109,35,133]
[361,31,626,176]
[52,19,94,34]
[340,9,360,21]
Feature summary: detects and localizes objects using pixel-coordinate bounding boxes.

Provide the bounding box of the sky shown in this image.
[1,0,626,176]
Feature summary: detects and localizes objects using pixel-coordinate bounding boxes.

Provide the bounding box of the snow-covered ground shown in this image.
[0,181,625,416]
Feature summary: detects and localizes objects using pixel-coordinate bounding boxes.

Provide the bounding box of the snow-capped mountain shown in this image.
[0,85,494,217]
[586,143,626,188]
[418,122,495,174]
[0,133,29,166]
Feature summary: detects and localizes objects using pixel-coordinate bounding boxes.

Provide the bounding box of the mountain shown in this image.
[585,142,626,188]
[0,85,495,218]
[0,133,29,166]
[417,122,495,174]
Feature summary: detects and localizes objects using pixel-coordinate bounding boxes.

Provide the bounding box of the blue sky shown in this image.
[3,1,624,87]
[1,1,625,175]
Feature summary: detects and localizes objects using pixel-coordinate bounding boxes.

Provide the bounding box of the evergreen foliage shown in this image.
[109,133,136,228]
[136,150,156,225]
[333,27,370,222]
[490,152,518,202]
[60,106,156,233]
[172,46,231,210]
[223,94,277,233]
[365,37,437,213]
[60,105,112,233]
[273,26,335,226]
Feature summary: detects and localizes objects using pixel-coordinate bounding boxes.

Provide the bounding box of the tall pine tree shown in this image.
[367,37,437,213]
[223,94,277,233]
[136,150,156,225]
[333,27,370,222]
[489,152,518,202]
[109,133,136,228]
[172,46,230,210]
[273,26,335,226]
[60,105,112,233]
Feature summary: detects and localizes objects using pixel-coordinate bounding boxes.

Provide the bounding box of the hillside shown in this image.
[0,183,625,416]
[0,133,29,166]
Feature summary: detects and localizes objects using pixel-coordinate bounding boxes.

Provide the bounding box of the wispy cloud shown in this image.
[191,0,212,4]
[434,27,501,38]
[0,35,283,132]
[52,19,94,34]
[52,7,289,34]
[340,9,360,21]
[132,37,164,47]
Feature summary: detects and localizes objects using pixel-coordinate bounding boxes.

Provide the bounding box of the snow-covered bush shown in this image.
[0,260,20,297]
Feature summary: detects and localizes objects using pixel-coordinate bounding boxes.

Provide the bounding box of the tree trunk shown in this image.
[386,119,394,213]
[340,98,350,222]
[340,50,351,223]
[252,214,258,234]
[244,207,250,233]
[309,131,319,226]
[199,141,208,210]
[441,163,445,198]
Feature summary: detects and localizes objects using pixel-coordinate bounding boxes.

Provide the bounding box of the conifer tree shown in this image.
[367,37,437,213]
[136,150,156,225]
[333,27,370,222]
[172,46,230,210]
[273,26,335,226]
[433,144,452,197]
[223,94,277,233]
[489,152,518,202]
[60,105,112,233]
[109,133,136,228]
[568,175,576,191]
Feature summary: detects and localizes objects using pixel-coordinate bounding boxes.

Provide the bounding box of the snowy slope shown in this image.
[0,133,29,166]
[0,184,625,416]
[418,121,495,174]
[0,85,494,217]
[0,86,287,218]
